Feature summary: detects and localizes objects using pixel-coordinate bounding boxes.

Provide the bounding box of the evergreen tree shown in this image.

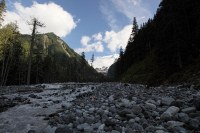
[27,18,45,85]
[129,17,138,42]
[81,52,85,59]
[91,54,94,66]
[119,46,124,59]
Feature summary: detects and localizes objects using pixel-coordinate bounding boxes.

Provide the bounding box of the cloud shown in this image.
[81,36,91,46]
[100,0,153,29]
[100,2,118,30]
[104,25,132,53]
[77,25,132,54]
[75,35,104,53]
[91,54,119,68]
[110,0,151,23]
[3,1,77,37]
[92,33,103,41]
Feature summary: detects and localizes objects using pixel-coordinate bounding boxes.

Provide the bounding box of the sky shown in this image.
[3,0,161,68]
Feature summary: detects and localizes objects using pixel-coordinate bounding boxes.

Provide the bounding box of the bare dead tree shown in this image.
[27,18,45,85]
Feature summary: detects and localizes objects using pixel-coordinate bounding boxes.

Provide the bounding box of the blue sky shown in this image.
[4,0,161,68]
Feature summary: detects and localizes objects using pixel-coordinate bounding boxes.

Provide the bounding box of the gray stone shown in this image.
[155,130,165,133]
[88,107,95,113]
[189,119,199,129]
[98,124,105,130]
[194,97,200,110]
[181,107,196,114]
[161,97,175,106]
[118,109,132,117]
[166,121,185,129]
[145,126,156,132]
[120,99,132,108]
[28,94,37,98]
[61,103,72,109]
[84,116,95,124]
[43,125,56,133]
[55,126,73,133]
[130,123,144,132]
[105,119,116,127]
[77,123,91,131]
[161,106,180,120]
[109,95,114,102]
[111,130,120,133]
[171,126,187,133]
[28,130,36,133]
[177,113,189,122]
[145,102,157,110]
[132,105,142,115]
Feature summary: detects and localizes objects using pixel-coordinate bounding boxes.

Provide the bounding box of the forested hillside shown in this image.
[108,0,200,85]
[0,31,105,85]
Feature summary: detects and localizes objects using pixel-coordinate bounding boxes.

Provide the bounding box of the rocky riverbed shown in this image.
[0,83,200,133]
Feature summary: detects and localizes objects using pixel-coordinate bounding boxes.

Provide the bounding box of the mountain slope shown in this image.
[108,0,200,85]
[5,32,105,85]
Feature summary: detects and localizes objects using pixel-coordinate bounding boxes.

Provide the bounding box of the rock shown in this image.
[111,130,120,133]
[145,126,156,132]
[61,115,76,124]
[84,116,95,124]
[61,103,72,109]
[98,124,105,131]
[49,113,59,118]
[161,97,175,106]
[161,106,180,120]
[28,94,37,98]
[55,126,73,133]
[181,107,196,113]
[176,113,189,123]
[28,130,36,133]
[126,114,136,119]
[132,105,142,115]
[166,121,185,129]
[189,119,199,129]
[75,109,82,117]
[171,99,185,107]
[120,99,132,108]
[171,126,187,133]
[77,123,91,131]
[145,102,157,110]
[118,109,132,117]
[194,97,200,110]
[130,123,144,132]
[155,130,165,133]
[105,119,116,127]
[109,95,114,102]
[43,125,56,133]
[88,107,95,113]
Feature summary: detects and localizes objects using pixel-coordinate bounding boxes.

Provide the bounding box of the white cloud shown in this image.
[92,33,103,41]
[81,36,91,46]
[110,0,151,23]
[77,24,132,54]
[100,0,153,29]
[100,2,118,30]
[75,36,104,53]
[91,54,119,68]
[104,24,132,53]
[3,1,77,37]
